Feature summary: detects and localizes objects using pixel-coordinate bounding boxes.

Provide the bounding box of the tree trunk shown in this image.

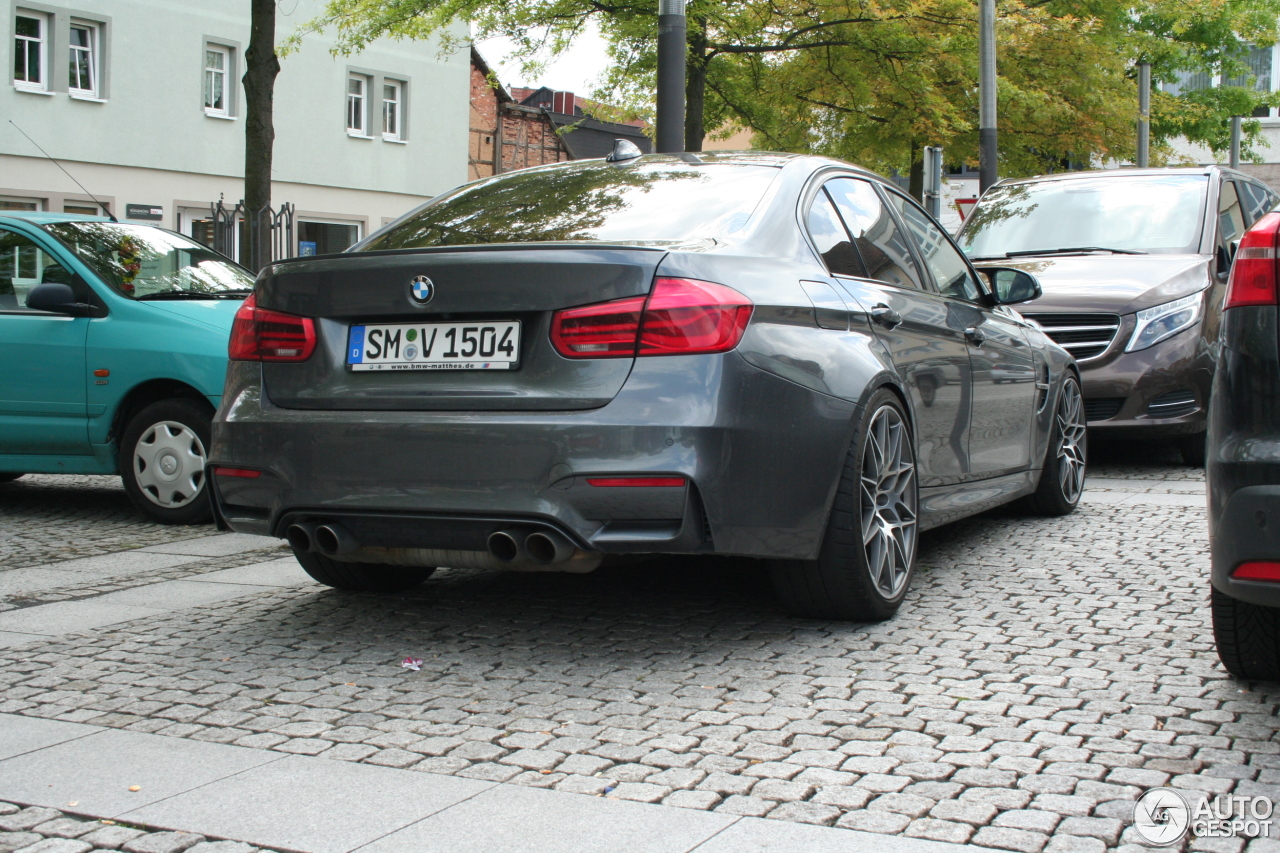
[908,149,924,202]
[685,17,707,152]
[243,0,280,271]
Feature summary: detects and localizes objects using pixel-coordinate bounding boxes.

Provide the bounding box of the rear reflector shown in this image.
[1226,211,1280,309]
[1233,561,1280,582]
[228,294,317,362]
[586,476,687,488]
[550,278,752,359]
[213,467,261,479]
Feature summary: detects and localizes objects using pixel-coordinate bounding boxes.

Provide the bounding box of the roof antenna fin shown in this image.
[605,139,643,162]
[8,120,118,221]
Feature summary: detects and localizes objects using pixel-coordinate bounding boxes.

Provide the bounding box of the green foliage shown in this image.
[294,0,1280,176]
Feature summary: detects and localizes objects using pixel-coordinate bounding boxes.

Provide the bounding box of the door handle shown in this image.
[964,327,986,346]
[870,305,903,329]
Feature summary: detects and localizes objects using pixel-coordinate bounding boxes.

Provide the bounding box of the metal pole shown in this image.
[923,146,943,219]
[656,0,687,153]
[1230,116,1242,169]
[1137,62,1150,167]
[978,0,997,192]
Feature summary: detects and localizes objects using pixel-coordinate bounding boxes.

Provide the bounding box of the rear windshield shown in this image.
[960,174,1209,257]
[42,222,254,299]
[359,161,780,250]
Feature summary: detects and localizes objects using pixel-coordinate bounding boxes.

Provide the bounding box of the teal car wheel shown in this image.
[121,398,214,525]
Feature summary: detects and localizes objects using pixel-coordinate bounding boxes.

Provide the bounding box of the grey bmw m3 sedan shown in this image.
[209,151,1083,621]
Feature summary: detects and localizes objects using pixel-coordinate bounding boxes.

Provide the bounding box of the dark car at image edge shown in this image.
[208,151,1084,621]
[1208,206,1280,678]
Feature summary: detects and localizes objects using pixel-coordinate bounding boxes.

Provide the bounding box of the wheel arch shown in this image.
[109,379,215,448]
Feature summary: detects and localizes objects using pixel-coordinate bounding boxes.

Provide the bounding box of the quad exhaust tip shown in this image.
[285,523,317,554]
[313,523,360,556]
[487,528,578,565]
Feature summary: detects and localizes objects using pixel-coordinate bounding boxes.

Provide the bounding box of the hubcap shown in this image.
[133,420,207,509]
[860,405,917,599]
[1056,380,1087,504]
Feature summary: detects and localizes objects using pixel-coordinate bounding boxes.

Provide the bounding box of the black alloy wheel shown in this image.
[770,388,919,622]
[1024,375,1087,516]
[1212,585,1280,681]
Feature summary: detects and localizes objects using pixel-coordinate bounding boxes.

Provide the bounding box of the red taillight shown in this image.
[213,467,261,478]
[550,295,646,358]
[638,278,754,356]
[549,278,753,359]
[1226,212,1280,309]
[586,476,687,487]
[228,294,317,362]
[1233,561,1280,582]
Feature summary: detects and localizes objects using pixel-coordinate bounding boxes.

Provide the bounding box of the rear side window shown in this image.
[884,190,983,302]
[806,191,866,278]
[360,161,780,249]
[1237,181,1277,225]
[824,178,923,289]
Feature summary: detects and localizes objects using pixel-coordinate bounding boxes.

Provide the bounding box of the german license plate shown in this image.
[346,321,520,371]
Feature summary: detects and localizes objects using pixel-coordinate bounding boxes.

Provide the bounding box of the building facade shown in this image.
[467,49,570,180]
[3,0,470,258]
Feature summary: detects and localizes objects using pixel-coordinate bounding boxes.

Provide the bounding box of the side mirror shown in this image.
[26,282,91,316]
[981,267,1043,305]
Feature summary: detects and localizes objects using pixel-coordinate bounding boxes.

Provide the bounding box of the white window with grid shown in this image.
[347,74,369,135]
[382,80,403,140]
[14,13,47,91]
[69,22,99,97]
[205,46,230,116]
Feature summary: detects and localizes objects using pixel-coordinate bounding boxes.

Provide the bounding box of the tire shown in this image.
[0,473,24,483]
[1023,375,1087,516]
[293,547,435,593]
[769,389,918,622]
[1178,432,1207,468]
[120,398,214,525]
[1212,585,1280,681]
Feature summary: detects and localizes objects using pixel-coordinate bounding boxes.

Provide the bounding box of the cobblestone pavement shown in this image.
[0,800,280,853]
[2,441,1276,853]
[0,476,217,570]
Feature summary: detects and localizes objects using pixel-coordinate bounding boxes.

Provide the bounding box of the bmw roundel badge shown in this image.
[409,275,434,305]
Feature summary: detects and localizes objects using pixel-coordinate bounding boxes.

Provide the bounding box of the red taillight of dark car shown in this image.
[550,277,753,359]
[228,294,317,362]
[1233,561,1280,582]
[1226,211,1280,309]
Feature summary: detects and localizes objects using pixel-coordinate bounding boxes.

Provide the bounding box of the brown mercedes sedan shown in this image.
[959,166,1278,465]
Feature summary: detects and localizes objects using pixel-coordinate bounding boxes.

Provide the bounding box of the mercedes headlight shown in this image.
[1125,292,1204,353]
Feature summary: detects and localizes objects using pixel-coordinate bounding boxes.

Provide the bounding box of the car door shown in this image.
[883,189,1038,477]
[0,226,91,456]
[810,176,973,486]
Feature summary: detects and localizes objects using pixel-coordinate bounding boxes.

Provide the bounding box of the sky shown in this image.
[476,24,612,95]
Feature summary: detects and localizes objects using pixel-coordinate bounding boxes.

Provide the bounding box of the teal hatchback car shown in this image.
[0,213,252,524]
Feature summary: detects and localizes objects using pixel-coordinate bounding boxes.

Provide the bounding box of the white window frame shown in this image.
[68,21,99,98]
[382,79,403,141]
[13,12,48,92]
[204,45,231,117]
[347,74,370,137]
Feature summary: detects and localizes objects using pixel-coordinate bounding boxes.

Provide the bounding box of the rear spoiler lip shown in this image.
[265,241,671,273]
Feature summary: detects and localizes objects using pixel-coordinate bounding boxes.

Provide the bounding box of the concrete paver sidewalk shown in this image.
[0,713,987,853]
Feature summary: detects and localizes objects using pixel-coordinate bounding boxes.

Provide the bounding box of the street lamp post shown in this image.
[656,0,687,153]
[978,0,997,193]
[1137,62,1151,168]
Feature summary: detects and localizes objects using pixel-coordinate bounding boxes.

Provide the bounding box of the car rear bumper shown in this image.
[1210,486,1280,608]
[209,355,861,561]
[1079,324,1213,438]
[1208,305,1280,607]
